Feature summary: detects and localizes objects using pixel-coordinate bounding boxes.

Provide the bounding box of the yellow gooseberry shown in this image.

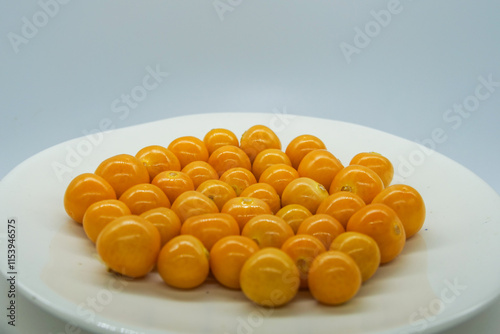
[140,207,181,246]
[285,134,326,169]
[372,184,426,239]
[151,171,195,204]
[281,177,329,214]
[210,236,260,289]
[281,234,326,288]
[258,164,299,197]
[203,128,239,155]
[347,203,406,264]
[181,213,240,251]
[308,251,362,305]
[208,145,251,177]
[240,125,281,163]
[157,235,209,289]
[196,179,237,211]
[252,148,291,180]
[240,248,300,307]
[170,190,219,223]
[241,214,294,249]
[221,197,272,230]
[181,161,219,189]
[94,154,150,198]
[276,204,313,234]
[64,173,116,223]
[219,167,256,196]
[96,215,161,278]
[316,192,366,229]
[350,152,394,187]
[135,145,181,180]
[330,232,381,282]
[239,183,281,214]
[297,149,344,190]
[119,183,170,215]
[168,136,209,169]
[82,199,131,243]
[330,165,384,204]
[296,214,345,249]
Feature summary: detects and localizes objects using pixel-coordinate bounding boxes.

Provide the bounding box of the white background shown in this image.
[1,0,499,333]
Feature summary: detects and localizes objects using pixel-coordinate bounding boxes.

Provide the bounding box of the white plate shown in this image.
[1,113,500,334]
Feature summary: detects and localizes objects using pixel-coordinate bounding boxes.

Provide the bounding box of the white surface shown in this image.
[1,114,500,334]
[1,1,500,333]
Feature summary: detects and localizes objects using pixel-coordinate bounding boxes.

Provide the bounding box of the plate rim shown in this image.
[2,113,500,334]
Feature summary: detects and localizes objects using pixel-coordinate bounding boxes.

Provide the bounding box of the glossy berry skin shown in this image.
[281,177,329,214]
[297,149,344,190]
[308,251,362,305]
[96,215,161,278]
[210,236,260,289]
[168,136,209,169]
[285,134,326,169]
[119,183,170,215]
[219,167,256,196]
[296,214,345,250]
[252,148,292,180]
[372,184,426,239]
[241,214,294,249]
[316,192,366,229]
[330,165,384,204]
[196,179,237,211]
[140,207,181,247]
[350,152,394,187]
[276,204,313,234]
[181,213,240,251]
[135,145,181,180]
[151,171,195,204]
[157,235,209,289]
[240,248,300,307]
[221,197,272,230]
[347,203,406,264]
[203,128,239,155]
[281,234,326,288]
[258,164,299,197]
[95,154,150,198]
[171,190,219,223]
[64,173,116,223]
[181,161,219,189]
[330,232,381,282]
[82,199,131,243]
[240,125,281,163]
[208,145,251,177]
[239,183,281,214]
